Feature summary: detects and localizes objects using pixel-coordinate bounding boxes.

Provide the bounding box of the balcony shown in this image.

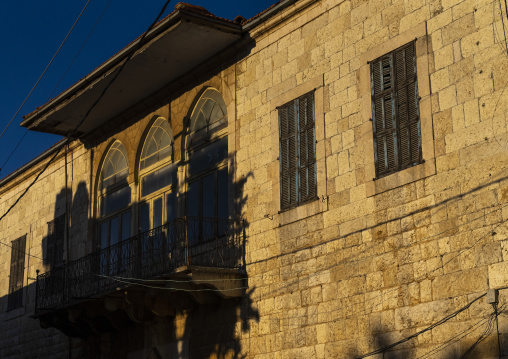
[34,217,246,337]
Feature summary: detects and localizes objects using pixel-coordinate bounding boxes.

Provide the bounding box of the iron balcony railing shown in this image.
[35,216,244,313]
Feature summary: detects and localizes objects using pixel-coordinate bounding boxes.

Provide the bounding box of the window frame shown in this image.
[47,214,65,270]
[138,117,178,232]
[269,75,327,226]
[359,24,436,197]
[278,90,317,211]
[370,40,422,178]
[97,140,132,250]
[7,235,26,311]
[185,88,229,221]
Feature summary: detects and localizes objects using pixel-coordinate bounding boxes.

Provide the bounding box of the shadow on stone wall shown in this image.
[32,151,259,358]
[351,310,508,359]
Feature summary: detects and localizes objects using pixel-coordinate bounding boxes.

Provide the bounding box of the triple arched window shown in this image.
[97,88,229,246]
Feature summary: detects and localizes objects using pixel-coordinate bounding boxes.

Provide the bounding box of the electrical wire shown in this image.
[1,0,113,174]
[416,314,494,359]
[47,0,113,100]
[458,313,496,359]
[0,0,173,259]
[95,274,248,292]
[107,274,247,283]
[0,0,91,143]
[0,129,29,172]
[417,301,508,359]
[354,293,486,358]
[498,0,508,57]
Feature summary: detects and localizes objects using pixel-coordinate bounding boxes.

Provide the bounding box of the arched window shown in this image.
[186,88,229,228]
[98,141,131,255]
[138,117,176,233]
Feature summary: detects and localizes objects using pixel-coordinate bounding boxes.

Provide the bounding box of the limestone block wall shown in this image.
[236,0,508,357]
[0,141,90,358]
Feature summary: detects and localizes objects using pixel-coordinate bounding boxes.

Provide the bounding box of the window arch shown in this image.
[98,141,132,266]
[138,117,177,233]
[99,141,130,216]
[188,88,228,147]
[140,117,173,171]
[186,88,229,232]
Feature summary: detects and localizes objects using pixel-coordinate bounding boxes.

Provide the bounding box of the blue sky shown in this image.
[0,0,277,179]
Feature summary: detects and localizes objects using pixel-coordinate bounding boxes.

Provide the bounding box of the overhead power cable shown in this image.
[1,0,114,174]
[354,293,486,358]
[0,0,173,259]
[48,0,113,100]
[95,274,248,292]
[0,0,91,144]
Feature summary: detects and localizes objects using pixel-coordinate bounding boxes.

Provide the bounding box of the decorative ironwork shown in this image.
[35,217,244,313]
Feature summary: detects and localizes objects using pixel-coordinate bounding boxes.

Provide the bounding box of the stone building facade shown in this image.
[1,0,508,358]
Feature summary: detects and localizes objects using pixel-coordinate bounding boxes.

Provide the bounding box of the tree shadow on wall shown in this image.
[183,161,259,359]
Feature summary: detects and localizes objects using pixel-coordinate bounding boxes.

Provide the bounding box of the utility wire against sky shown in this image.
[1,0,114,174]
[0,0,91,150]
[0,0,173,259]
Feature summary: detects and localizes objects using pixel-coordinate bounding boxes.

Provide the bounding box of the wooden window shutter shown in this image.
[8,235,26,310]
[279,91,317,211]
[298,92,317,203]
[371,41,421,178]
[372,55,397,177]
[394,42,421,169]
[279,102,298,210]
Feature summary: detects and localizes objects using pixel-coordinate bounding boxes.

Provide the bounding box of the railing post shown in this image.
[184,216,189,267]
[242,219,247,270]
[62,260,66,303]
[35,269,40,314]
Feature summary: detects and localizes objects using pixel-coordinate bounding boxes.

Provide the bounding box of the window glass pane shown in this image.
[100,221,109,249]
[218,168,228,219]
[101,141,129,190]
[188,137,228,177]
[121,212,131,241]
[140,202,150,233]
[101,185,131,217]
[202,173,216,219]
[187,181,200,217]
[153,197,163,229]
[210,103,225,124]
[141,163,176,197]
[189,89,228,145]
[110,217,119,246]
[140,118,173,171]
[166,191,176,224]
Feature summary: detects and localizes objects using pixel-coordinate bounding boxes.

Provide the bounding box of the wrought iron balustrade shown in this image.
[35,217,244,313]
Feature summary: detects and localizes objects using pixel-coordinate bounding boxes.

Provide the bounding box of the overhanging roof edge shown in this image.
[21,8,242,129]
